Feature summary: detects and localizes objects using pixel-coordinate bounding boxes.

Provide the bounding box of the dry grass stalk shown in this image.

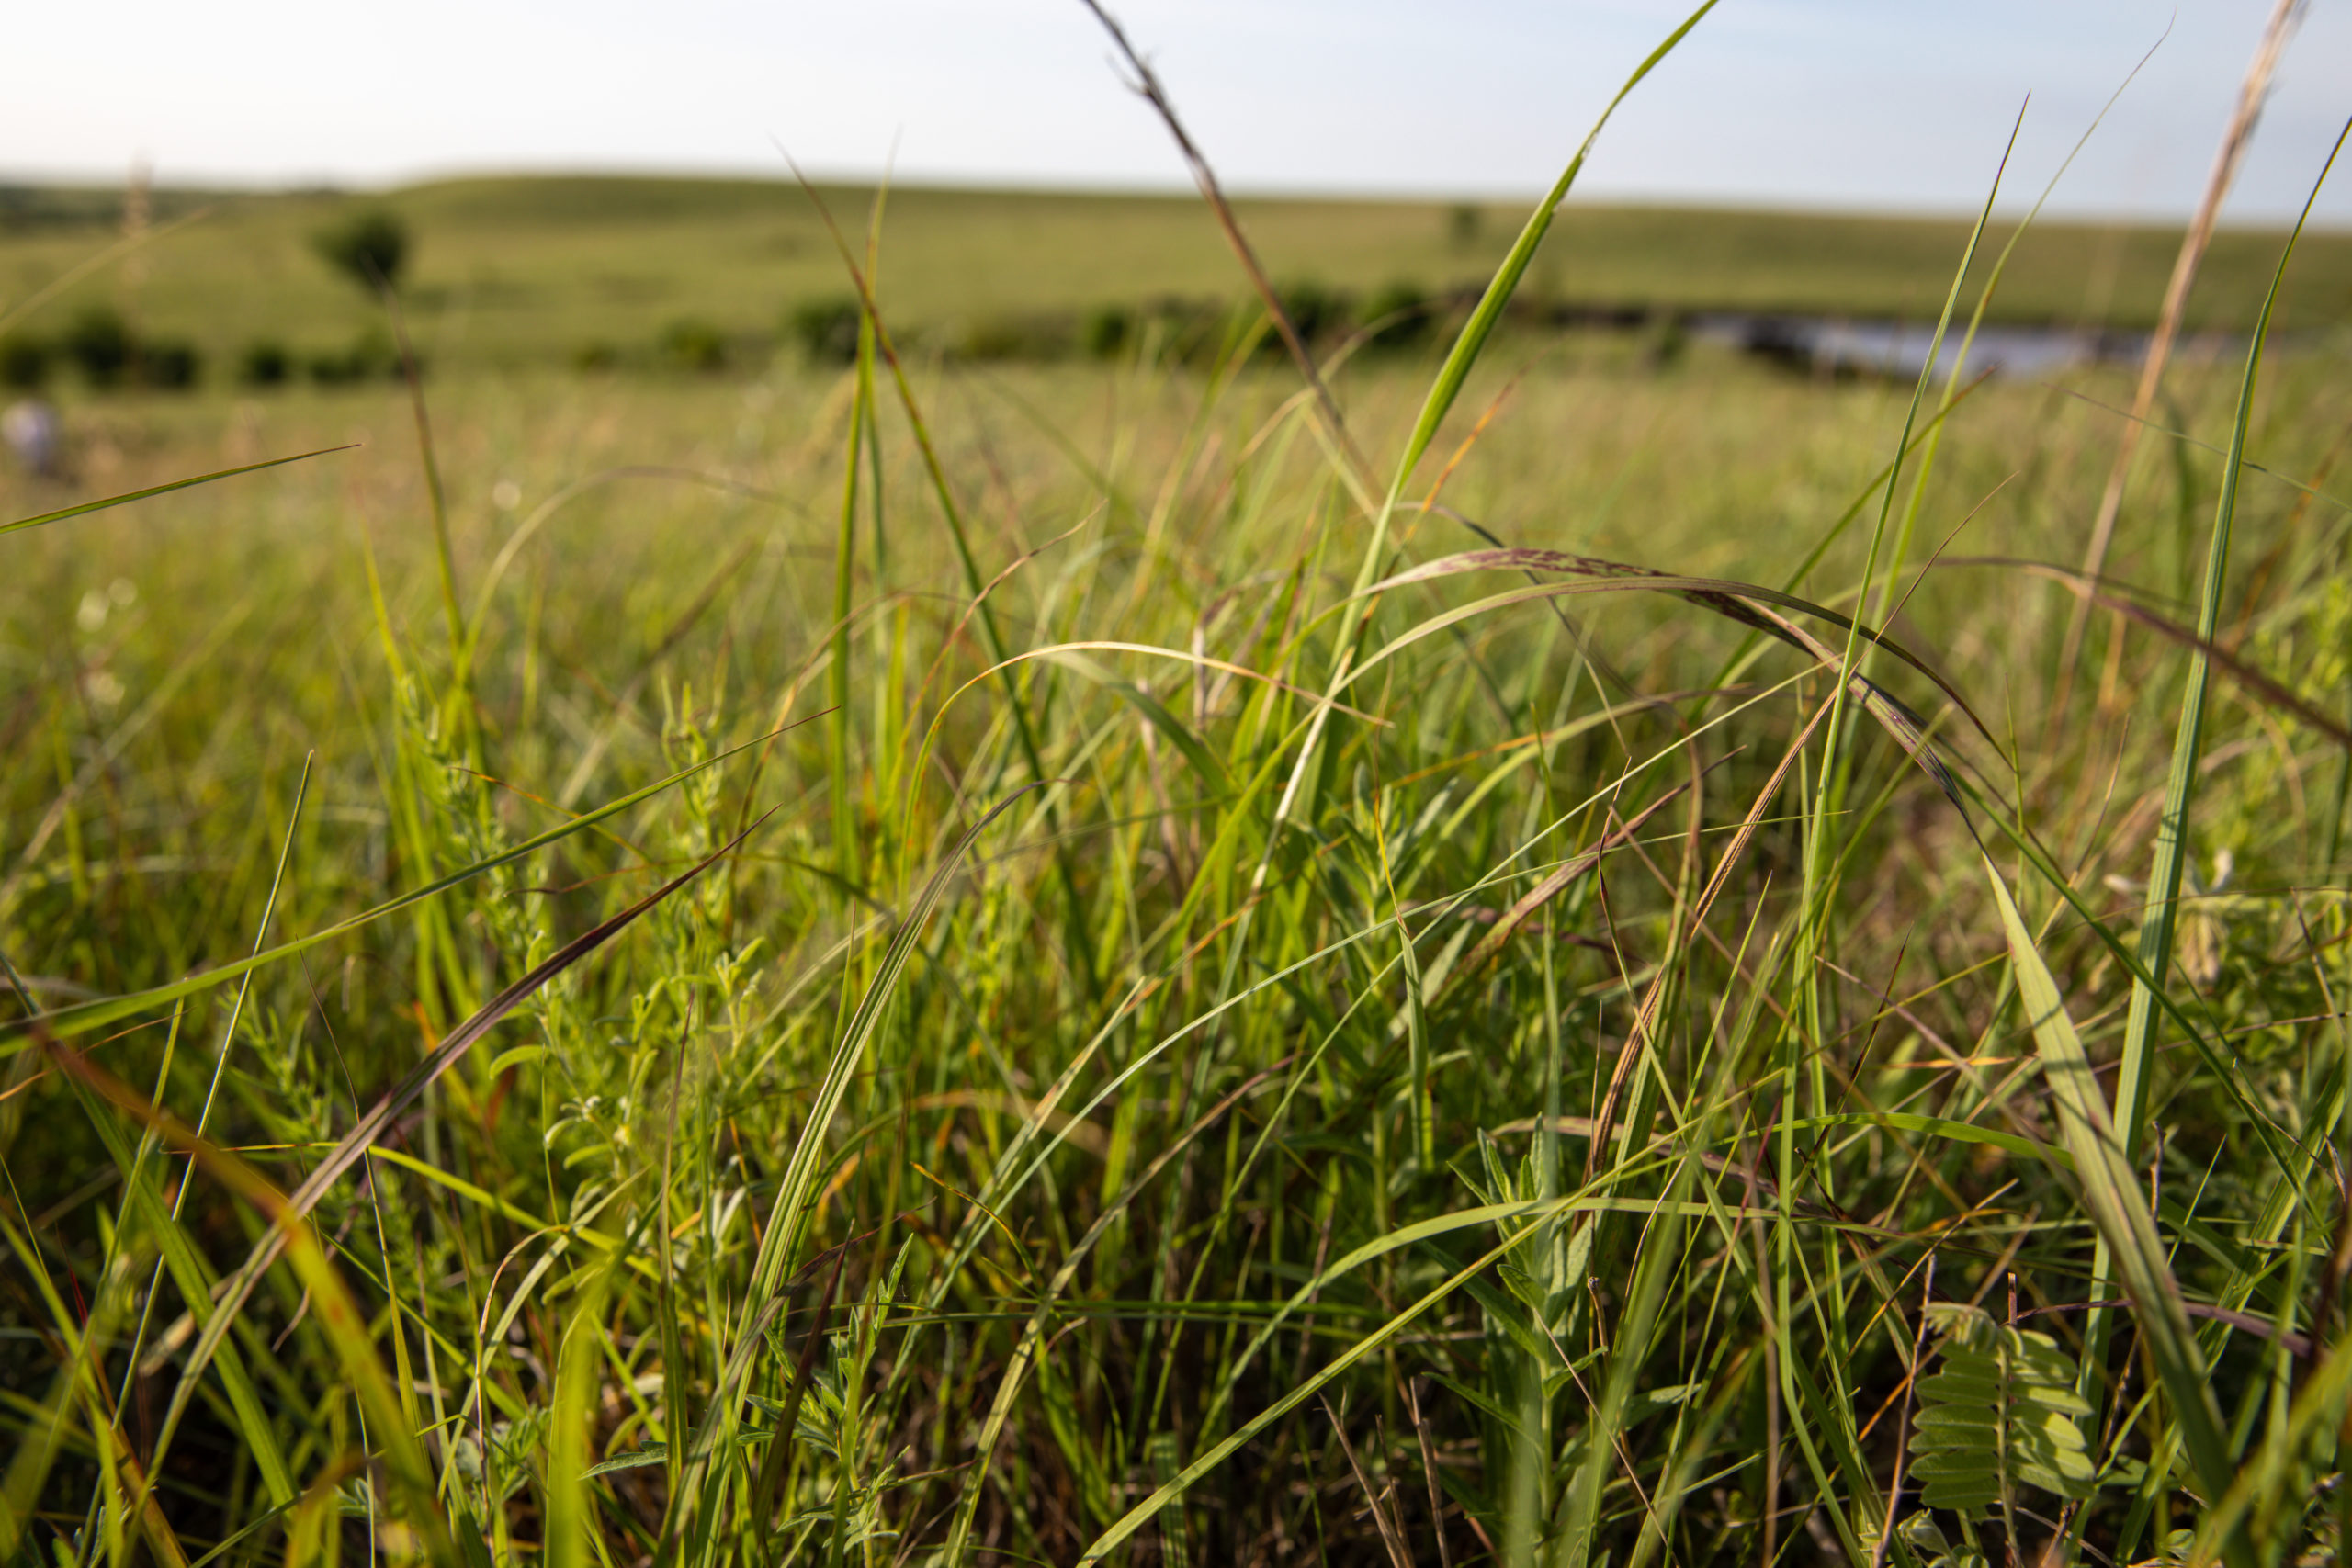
[2058,0,2307,714]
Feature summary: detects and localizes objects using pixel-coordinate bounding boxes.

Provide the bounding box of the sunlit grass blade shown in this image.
[547,1265,615,1568]
[1981,853,2247,1568]
[0,446,355,537]
[2111,118,2349,1161]
[46,1043,464,1568]
[1379,2,1721,514]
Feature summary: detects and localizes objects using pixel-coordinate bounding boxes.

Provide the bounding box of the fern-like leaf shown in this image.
[1909,1303,2097,1518]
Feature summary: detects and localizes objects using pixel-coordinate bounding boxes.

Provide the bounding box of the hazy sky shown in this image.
[6,2,2348,221]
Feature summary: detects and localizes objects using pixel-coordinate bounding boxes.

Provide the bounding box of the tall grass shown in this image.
[4,24,2351,1568]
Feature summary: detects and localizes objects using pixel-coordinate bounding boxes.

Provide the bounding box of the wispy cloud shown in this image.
[1,0,2343,220]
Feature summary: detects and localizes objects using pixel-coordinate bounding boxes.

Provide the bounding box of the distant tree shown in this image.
[309,329,401,385]
[239,340,292,386]
[308,345,362,386]
[0,334,49,390]
[62,307,132,388]
[1361,280,1433,351]
[659,319,729,373]
[1261,280,1350,357]
[313,209,411,293]
[1080,305,1132,360]
[141,338,202,389]
[787,299,862,365]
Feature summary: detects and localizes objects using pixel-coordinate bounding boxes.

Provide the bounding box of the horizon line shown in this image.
[2,163,2342,235]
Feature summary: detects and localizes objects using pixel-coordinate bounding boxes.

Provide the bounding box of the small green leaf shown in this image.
[1624,1382,1704,1424]
[1907,1303,2096,1520]
[486,1043,548,1077]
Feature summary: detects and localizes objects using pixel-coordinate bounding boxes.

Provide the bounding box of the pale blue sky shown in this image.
[6,2,2347,220]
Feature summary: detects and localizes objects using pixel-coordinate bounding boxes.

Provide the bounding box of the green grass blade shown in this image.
[74,1084,297,1506]
[137,817,760,1501]
[2111,119,2350,1158]
[5,722,803,1049]
[831,285,873,905]
[547,1265,615,1568]
[0,447,355,537]
[49,1045,463,1568]
[1283,0,1719,835]
[665,785,1044,1555]
[1378,1,1720,516]
[1981,852,2249,1568]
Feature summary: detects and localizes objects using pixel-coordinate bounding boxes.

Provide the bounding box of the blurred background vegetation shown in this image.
[4,176,2349,393]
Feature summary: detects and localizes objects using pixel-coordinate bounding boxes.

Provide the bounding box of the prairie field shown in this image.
[6,175,2352,378]
[2,129,2351,1568]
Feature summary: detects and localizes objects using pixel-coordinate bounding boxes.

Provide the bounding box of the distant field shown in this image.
[3,175,2349,378]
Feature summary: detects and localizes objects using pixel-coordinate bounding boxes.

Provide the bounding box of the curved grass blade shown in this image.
[1275,0,1720,836]
[1942,557,2352,751]
[899,638,1388,861]
[1043,649,1231,794]
[1368,547,1990,745]
[1339,568,1985,823]
[1789,1113,2058,1168]
[1377,3,1720,514]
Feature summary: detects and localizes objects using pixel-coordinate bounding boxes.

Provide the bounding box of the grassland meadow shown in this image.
[3,6,2351,1567]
